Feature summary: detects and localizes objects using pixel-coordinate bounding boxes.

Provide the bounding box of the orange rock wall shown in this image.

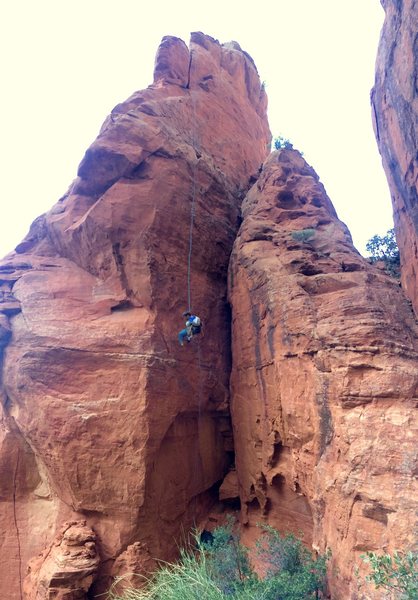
[372,0,418,313]
[228,150,418,599]
[0,33,270,599]
[1,18,417,599]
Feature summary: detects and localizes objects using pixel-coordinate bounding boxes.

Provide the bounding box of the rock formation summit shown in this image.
[1,28,417,600]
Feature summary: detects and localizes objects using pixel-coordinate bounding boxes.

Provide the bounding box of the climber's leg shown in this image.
[178,329,188,346]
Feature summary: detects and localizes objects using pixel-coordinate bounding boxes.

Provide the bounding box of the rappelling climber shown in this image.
[178,311,202,346]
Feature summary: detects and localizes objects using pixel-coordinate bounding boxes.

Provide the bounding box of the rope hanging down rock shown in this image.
[187,88,199,313]
[187,159,197,313]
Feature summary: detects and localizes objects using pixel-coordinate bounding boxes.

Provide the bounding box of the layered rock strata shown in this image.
[24,521,99,600]
[372,0,418,313]
[229,150,418,599]
[0,33,270,598]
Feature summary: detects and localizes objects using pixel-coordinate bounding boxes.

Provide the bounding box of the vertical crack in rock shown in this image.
[315,379,333,457]
[111,242,133,301]
[186,48,193,90]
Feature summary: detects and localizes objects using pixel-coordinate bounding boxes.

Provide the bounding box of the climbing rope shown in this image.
[186,87,199,312]
[187,160,197,312]
[186,81,207,525]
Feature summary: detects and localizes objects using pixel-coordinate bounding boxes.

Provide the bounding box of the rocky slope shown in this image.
[372,0,418,313]
[0,33,270,599]
[229,150,418,598]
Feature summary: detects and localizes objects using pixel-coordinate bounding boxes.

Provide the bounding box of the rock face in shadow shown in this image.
[0,33,270,599]
[371,0,418,313]
[228,150,418,599]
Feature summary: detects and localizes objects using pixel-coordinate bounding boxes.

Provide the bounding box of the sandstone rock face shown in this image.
[109,541,157,594]
[218,469,239,502]
[24,521,99,599]
[0,33,270,598]
[229,150,418,599]
[372,0,418,313]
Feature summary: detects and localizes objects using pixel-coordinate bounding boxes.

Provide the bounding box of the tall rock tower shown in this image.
[0,33,270,598]
[372,0,418,313]
[229,149,418,598]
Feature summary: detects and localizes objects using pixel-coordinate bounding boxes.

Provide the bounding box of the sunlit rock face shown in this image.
[0,33,270,599]
[2,16,417,600]
[228,150,418,599]
[372,0,418,314]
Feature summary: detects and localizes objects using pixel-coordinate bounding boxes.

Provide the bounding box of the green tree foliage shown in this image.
[365,228,400,277]
[362,551,418,599]
[201,516,252,594]
[274,136,294,150]
[255,526,329,599]
[108,520,330,600]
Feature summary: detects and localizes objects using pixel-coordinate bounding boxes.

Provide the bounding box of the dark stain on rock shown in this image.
[315,379,333,456]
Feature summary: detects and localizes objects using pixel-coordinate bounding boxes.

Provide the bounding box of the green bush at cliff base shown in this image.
[255,525,329,598]
[108,520,329,600]
[361,550,418,599]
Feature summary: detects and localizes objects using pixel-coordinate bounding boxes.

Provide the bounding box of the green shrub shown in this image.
[108,548,226,600]
[366,228,399,262]
[255,526,329,599]
[108,521,330,600]
[365,228,400,277]
[361,550,418,599]
[200,516,252,594]
[274,136,294,150]
[291,228,315,243]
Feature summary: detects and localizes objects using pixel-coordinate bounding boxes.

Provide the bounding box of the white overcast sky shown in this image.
[0,0,392,259]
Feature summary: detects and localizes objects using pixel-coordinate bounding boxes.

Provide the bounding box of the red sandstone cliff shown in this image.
[0,33,270,599]
[229,150,418,599]
[372,0,418,313]
[1,24,417,600]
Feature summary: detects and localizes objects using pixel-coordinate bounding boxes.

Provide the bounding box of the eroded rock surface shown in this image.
[372,0,418,313]
[111,541,157,594]
[0,33,270,598]
[229,150,418,599]
[24,521,99,600]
